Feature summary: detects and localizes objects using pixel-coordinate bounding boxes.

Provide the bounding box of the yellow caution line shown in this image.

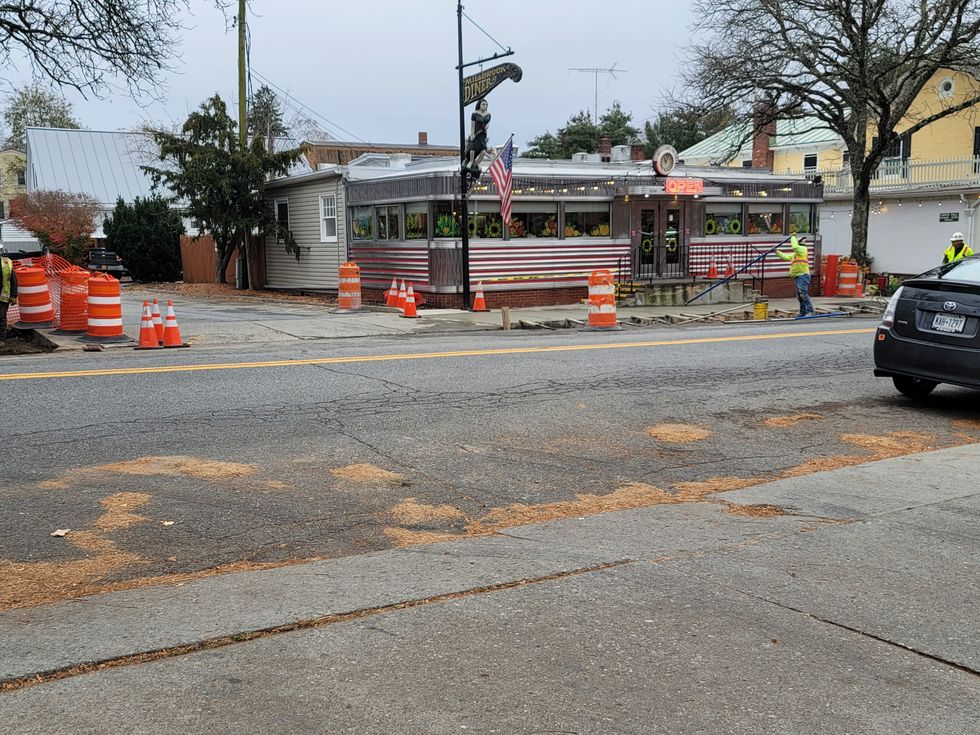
[0,328,875,382]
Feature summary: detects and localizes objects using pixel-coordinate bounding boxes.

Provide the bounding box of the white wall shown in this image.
[820,194,979,274]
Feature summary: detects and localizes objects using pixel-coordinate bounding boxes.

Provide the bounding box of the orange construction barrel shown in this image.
[337,262,362,311]
[82,273,130,342]
[823,254,840,296]
[12,266,55,328]
[585,269,621,330]
[837,262,859,296]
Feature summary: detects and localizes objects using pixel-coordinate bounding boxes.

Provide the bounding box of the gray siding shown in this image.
[265,176,346,290]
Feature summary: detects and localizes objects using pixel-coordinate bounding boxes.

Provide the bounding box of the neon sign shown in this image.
[665,178,704,195]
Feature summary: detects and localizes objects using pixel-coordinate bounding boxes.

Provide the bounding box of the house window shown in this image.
[741,160,753,168]
[319,194,338,242]
[17,171,25,186]
[564,202,611,238]
[352,206,373,240]
[803,153,818,173]
[433,202,460,238]
[0,201,5,219]
[375,205,400,240]
[274,199,289,242]
[704,204,742,236]
[405,202,428,240]
[509,202,558,239]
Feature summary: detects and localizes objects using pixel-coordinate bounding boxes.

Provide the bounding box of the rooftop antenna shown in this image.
[568,63,628,123]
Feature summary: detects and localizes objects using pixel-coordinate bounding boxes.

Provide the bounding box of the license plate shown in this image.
[931,313,966,333]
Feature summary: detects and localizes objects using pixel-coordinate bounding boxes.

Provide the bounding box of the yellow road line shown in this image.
[0,328,875,382]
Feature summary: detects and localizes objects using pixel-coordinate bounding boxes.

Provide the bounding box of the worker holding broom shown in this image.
[774,235,814,317]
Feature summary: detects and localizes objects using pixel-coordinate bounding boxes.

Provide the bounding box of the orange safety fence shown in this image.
[6,253,86,329]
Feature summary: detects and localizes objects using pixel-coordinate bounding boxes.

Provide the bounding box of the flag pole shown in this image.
[457,2,471,310]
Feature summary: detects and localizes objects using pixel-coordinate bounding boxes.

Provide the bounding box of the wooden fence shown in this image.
[179,235,265,287]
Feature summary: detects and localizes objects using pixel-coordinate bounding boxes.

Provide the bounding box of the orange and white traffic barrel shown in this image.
[12,266,55,328]
[337,262,362,311]
[82,273,130,342]
[585,269,620,330]
[837,262,859,296]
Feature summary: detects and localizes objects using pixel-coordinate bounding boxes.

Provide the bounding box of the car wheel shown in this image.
[892,375,938,398]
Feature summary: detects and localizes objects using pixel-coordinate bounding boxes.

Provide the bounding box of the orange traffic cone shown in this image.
[162,301,188,348]
[151,298,164,343]
[397,280,407,311]
[471,281,490,311]
[385,277,399,307]
[706,257,719,279]
[723,255,736,278]
[401,283,419,318]
[135,302,161,350]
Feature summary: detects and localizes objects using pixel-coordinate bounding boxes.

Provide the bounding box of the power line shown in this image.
[568,64,628,123]
[250,68,367,143]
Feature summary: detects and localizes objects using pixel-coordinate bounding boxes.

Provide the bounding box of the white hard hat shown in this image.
[951,232,965,241]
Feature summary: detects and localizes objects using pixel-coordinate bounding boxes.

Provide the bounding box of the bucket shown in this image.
[753,299,769,320]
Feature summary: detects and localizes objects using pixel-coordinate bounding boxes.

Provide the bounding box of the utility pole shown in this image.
[238,0,247,150]
[568,64,627,123]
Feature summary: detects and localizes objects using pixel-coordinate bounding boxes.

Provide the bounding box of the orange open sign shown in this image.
[665,178,704,195]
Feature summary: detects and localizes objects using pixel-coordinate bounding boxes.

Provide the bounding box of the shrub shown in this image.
[102,196,185,282]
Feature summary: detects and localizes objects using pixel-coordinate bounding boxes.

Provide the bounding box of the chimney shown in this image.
[751,105,775,169]
[630,143,646,161]
[418,131,428,146]
[598,135,612,162]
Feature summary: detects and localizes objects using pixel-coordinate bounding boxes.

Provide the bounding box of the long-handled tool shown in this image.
[685,235,807,305]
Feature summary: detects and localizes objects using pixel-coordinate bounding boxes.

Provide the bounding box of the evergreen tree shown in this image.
[247,84,289,147]
[102,196,185,282]
[597,102,639,146]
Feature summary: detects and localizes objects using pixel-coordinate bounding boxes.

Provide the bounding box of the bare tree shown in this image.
[682,0,980,265]
[0,1,229,97]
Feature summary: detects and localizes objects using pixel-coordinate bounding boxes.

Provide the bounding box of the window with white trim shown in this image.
[803,153,818,173]
[319,194,338,242]
[274,199,289,242]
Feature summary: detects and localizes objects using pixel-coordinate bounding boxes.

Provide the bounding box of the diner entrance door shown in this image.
[633,202,687,279]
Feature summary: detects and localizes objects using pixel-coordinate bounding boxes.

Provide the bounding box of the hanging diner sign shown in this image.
[463,63,523,106]
[665,178,705,195]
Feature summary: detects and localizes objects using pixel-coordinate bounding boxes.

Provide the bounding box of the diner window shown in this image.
[704,204,742,236]
[376,205,401,240]
[405,202,428,240]
[509,202,558,239]
[319,194,337,242]
[468,210,503,239]
[274,199,289,242]
[564,202,611,238]
[352,206,373,240]
[746,204,784,235]
[433,202,460,238]
[788,204,815,234]
[803,153,818,173]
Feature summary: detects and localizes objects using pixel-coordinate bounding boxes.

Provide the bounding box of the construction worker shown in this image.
[774,235,814,316]
[942,233,974,264]
[0,249,18,340]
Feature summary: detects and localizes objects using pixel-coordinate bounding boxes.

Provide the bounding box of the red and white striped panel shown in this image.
[349,243,430,289]
[688,241,813,279]
[471,240,631,287]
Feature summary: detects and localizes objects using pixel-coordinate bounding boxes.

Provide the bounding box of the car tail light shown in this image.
[880,286,904,328]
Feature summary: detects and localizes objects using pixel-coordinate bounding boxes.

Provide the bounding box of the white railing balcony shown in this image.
[779,156,980,194]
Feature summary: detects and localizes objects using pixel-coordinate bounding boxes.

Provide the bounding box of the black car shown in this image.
[874,256,980,397]
[87,248,127,276]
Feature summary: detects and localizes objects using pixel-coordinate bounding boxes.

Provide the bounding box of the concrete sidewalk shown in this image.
[1,445,976,733]
[37,285,883,352]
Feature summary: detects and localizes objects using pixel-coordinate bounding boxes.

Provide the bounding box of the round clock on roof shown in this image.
[653,145,678,176]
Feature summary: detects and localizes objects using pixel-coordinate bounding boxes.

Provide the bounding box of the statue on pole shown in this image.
[462,98,490,189]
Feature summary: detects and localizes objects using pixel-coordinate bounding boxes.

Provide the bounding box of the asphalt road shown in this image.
[1,316,978,611]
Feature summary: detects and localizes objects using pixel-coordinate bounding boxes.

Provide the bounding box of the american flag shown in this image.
[488,136,514,224]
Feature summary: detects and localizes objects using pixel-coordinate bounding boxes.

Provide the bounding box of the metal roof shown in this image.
[679,117,841,162]
[26,127,310,206]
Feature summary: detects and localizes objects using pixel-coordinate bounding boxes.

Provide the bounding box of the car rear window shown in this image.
[937,258,980,284]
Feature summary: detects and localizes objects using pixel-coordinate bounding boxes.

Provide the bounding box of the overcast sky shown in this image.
[5,0,697,149]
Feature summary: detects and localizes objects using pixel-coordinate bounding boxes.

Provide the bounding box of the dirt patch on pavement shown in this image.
[841,431,936,458]
[266,480,288,490]
[646,423,712,443]
[672,476,764,500]
[390,498,466,526]
[383,528,461,547]
[91,492,152,531]
[951,418,980,431]
[331,463,405,485]
[721,503,786,518]
[763,413,824,428]
[134,282,338,306]
[0,549,145,610]
[97,456,256,480]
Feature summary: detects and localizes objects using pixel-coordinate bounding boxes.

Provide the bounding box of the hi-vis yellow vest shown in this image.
[1,257,12,303]
[944,244,974,263]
